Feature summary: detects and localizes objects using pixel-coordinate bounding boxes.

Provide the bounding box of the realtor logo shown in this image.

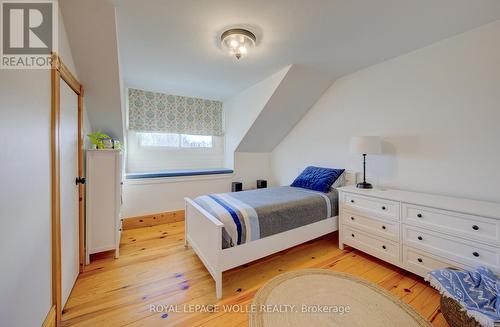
[1,1,58,69]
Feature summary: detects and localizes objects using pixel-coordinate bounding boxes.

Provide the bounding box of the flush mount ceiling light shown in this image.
[220,28,256,60]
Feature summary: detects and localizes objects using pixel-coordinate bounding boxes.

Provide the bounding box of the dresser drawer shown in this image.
[403,226,500,270]
[343,193,400,220]
[343,226,400,265]
[403,203,500,245]
[343,210,399,241]
[402,246,465,278]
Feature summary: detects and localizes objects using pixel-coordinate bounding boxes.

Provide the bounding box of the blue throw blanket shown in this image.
[426,266,500,327]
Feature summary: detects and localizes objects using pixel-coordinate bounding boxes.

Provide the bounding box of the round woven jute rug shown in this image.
[249,269,432,327]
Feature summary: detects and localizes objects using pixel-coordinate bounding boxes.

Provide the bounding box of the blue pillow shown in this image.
[291,166,345,193]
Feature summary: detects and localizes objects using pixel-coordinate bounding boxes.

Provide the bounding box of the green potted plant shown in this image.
[87,132,111,150]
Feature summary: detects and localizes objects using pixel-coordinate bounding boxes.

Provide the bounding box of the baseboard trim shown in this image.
[42,305,56,327]
[122,210,185,230]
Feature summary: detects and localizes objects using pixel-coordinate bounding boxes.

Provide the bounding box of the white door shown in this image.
[60,81,80,307]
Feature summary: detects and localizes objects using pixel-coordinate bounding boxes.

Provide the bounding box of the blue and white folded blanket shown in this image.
[426,266,500,327]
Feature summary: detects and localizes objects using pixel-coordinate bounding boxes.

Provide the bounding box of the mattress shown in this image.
[194,186,338,249]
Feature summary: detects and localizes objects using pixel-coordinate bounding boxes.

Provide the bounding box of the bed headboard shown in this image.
[344,170,358,186]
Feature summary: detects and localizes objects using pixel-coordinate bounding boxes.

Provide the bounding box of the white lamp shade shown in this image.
[350,136,382,155]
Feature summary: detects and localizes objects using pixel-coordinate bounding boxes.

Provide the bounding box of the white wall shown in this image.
[123,176,232,216]
[224,66,290,168]
[233,152,275,189]
[122,152,274,217]
[0,69,53,327]
[0,7,83,327]
[272,20,500,202]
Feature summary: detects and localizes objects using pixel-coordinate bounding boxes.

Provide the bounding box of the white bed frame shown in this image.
[184,172,356,299]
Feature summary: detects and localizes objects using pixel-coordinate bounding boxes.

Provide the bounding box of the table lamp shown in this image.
[350,136,381,189]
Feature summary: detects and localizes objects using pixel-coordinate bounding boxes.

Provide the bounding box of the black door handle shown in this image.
[75,177,86,185]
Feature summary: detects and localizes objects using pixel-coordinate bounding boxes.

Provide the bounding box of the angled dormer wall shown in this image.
[223,64,333,188]
[224,65,291,168]
[237,65,333,152]
[60,0,124,140]
[224,64,334,167]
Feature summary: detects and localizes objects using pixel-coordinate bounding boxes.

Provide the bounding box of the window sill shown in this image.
[124,168,234,185]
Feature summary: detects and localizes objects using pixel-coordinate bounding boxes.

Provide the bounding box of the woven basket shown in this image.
[440,295,481,327]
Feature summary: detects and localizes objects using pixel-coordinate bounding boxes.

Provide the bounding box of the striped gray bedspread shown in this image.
[194,186,338,249]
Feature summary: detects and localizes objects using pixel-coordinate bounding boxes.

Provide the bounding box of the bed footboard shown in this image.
[184,197,224,299]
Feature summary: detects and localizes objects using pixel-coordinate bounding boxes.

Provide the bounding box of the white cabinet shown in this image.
[85,150,123,264]
[338,185,500,278]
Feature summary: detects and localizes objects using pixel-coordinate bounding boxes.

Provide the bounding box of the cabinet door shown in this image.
[88,153,118,254]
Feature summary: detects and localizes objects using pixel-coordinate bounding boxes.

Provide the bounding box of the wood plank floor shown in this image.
[62,221,450,327]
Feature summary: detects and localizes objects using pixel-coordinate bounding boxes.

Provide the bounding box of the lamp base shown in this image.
[356,182,373,189]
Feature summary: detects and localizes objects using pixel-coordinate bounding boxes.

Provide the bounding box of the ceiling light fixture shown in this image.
[220,28,256,60]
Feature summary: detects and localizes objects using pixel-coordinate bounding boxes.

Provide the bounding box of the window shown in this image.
[128,131,224,172]
[138,132,213,148]
[139,132,179,147]
[127,89,224,173]
[181,134,213,148]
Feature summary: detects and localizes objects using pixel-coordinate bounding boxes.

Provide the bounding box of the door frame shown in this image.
[51,53,85,326]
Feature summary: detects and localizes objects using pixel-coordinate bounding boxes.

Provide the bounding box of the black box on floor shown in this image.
[256,180,267,189]
[232,182,243,192]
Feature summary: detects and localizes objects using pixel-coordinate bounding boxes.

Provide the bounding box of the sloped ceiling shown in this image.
[115,0,500,101]
[59,0,123,140]
[60,0,500,148]
[236,65,333,152]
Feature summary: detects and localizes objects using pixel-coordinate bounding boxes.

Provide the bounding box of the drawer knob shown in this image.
[351,217,355,221]
[472,225,479,231]
[382,245,386,250]
[350,199,355,203]
[417,258,423,263]
[417,213,423,218]
[473,252,479,257]
[381,206,387,210]
[382,225,386,230]
[351,233,355,238]
[417,236,423,241]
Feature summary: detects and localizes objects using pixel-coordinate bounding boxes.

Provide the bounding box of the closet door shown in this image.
[60,80,79,307]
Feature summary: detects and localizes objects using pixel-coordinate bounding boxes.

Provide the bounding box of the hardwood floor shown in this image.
[62,221,450,327]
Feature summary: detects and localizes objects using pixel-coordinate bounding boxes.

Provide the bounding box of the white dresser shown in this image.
[86,149,123,264]
[338,185,500,277]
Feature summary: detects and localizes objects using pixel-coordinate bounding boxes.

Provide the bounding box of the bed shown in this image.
[184,170,354,298]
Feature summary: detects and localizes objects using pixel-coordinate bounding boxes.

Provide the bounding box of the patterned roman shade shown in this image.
[128,88,223,136]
